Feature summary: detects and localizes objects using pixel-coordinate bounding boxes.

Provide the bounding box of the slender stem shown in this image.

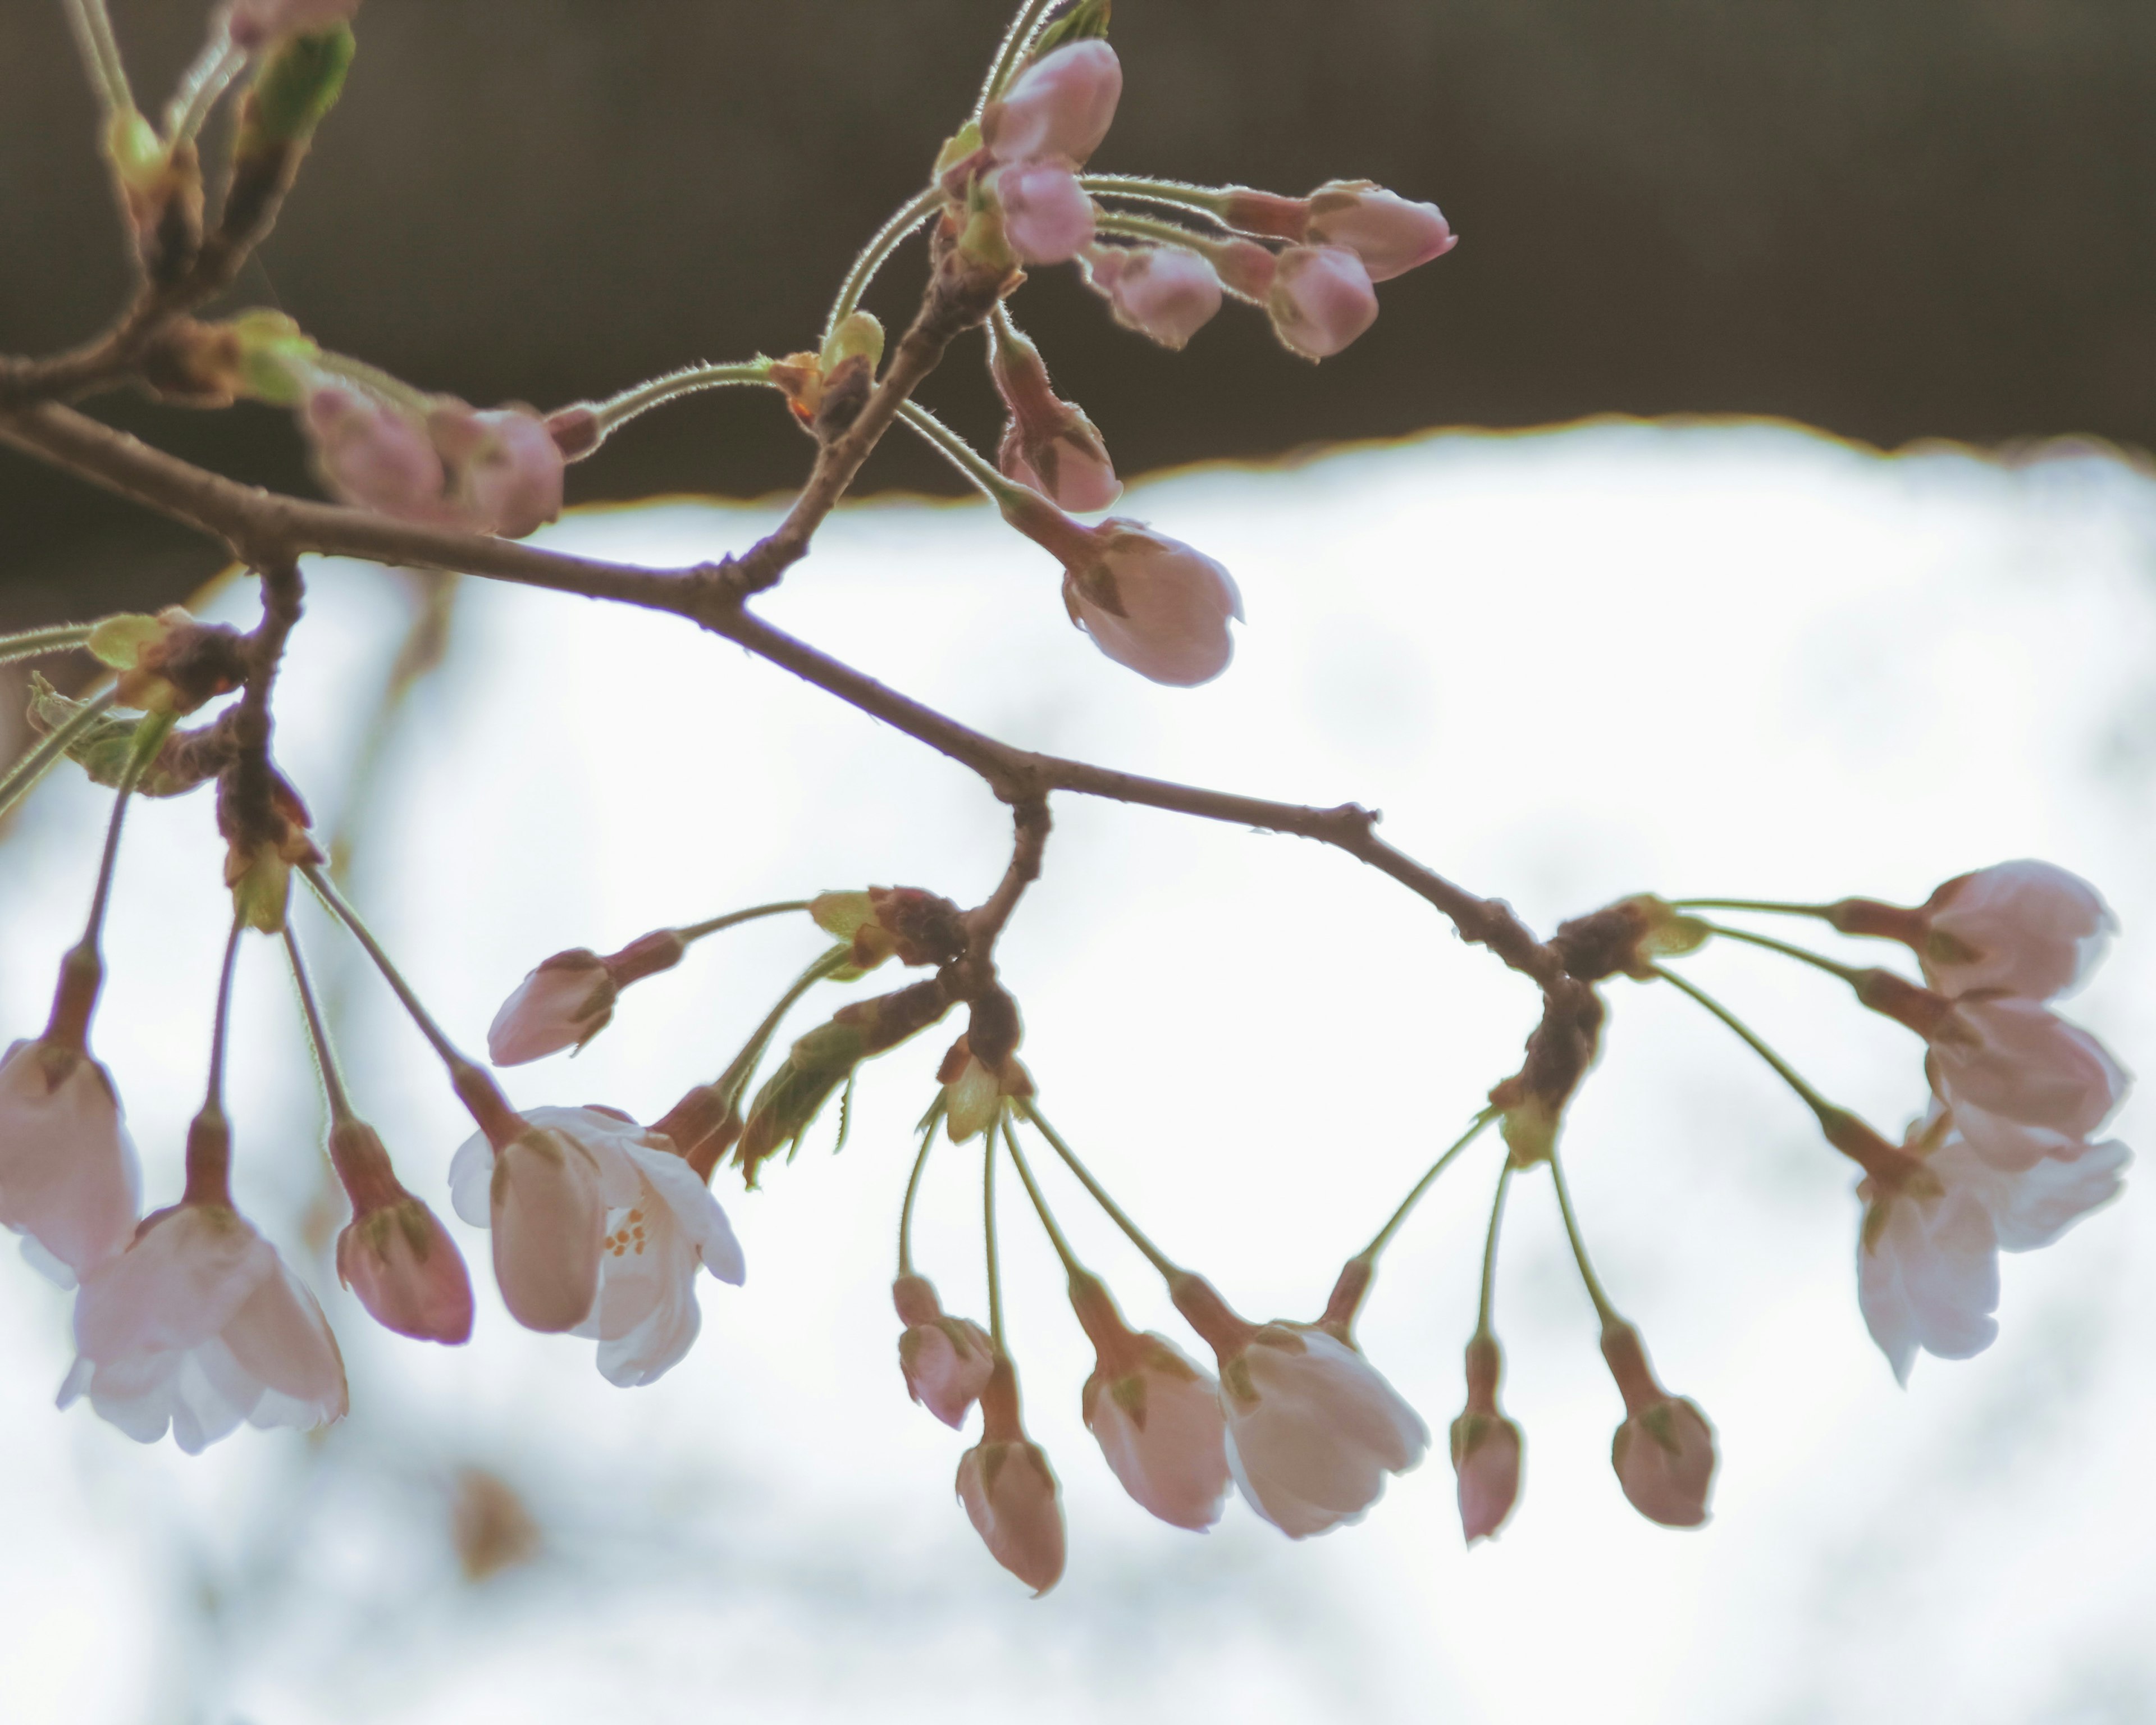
[1081,175,1228,223]
[675,899,811,944]
[897,401,1025,503]
[1648,962,1838,1126]
[165,33,244,146]
[825,188,944,341]
[1547,1149,1618,1326]
[0,687,120,819]
[710,946,852,1106]
[0,623,95,665]
[1002,1115,1081,1277]
[76,711,172,952]
[204,915,245,1113]
[1017,1100,1180,1279]
[1095,211,1234,261]
[1358,1108,1497,1261]
[977,0,1063,111]
[1474,1160,1514,1337]
[283,924,354,1124]
[1669,897,1833,918]
[300,862,467,1070]
[65,0,135,116]
[983,1133,1005,1348]
[897,1112,937,1277]
[1697,920,1863,984]
[580,360,777,444]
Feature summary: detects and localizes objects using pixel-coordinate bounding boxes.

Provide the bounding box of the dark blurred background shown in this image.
[2,0,2152,631]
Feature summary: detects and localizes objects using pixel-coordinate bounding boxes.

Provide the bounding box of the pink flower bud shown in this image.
[1306,180,1457,282]
[303,385,448,522]
[1600,1321,1715,1528]
[1079,244,1225,350]
[990,321,1120,512]
[956,1356,1065,1592]
[893,1274,995,1427]
[430,405,567,539]
[337,1194,474,1344]
[991,160,1096,266]
[226,0,363,52]
[1917,861,2117,1000]
[1267,245,1380,359]
[1447,1335,1523,1544]
[1053,521,1245,687]
[487,950,615,1066]
[1071,1273,1229,1530]
[981,40,1122,166]
[0,1038,141,1284]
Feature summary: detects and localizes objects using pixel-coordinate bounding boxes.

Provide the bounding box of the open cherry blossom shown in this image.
[61,1202,348,1453]
[452,1105,743,1381]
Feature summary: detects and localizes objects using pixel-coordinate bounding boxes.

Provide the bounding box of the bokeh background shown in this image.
[3,2,2156,1721]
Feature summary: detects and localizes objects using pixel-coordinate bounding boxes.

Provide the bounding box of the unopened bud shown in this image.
[108,610,250,715]
[820,310,885,378]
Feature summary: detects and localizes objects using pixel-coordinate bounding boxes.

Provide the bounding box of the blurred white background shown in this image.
[1,420,2151,1723]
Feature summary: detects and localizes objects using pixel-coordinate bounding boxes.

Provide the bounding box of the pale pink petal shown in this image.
[1306,181,1457,282]
[225,1261,348,1431]
[487,955,613,1066]
[901,1318,995,1427]
[1222,1328,1428,1538]
[623,1141,744,1285]
[1933,998,2128,1139]
[983,40,1121,165]
[1451,1415,1523,1543]
[0,1041,141,1276]
[994,161,1095,266]
[489,1128,605,1332]
[1083,1342,1230,1531]
[1921,860,2116,1000]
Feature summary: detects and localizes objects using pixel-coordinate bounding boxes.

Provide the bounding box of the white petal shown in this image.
[624,1142,745,1284]
[448,1131,495,1228]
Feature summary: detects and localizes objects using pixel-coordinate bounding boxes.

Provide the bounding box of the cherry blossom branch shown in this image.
[0,395,1573,1010]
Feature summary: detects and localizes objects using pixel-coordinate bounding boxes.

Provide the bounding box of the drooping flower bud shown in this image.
[488,950,615,1065]
[303,386,447,519]
[1600,1319,1715,1528]
[0,1037,141,1285]
[1070,1271,1230,1531]
[1001,495,1244,686]
[989,160,1095,266]
[428,404,567,539]
[1077,244,1226,349]
[990,319,1120,512]
[981,40,1122,166]
[1922,996,2129,1142]
[893,1274,995,1427]
[954,1354,1066,1593]
[1267,245,1380,359]
[484,1121,608,1332]
[1305,181,1457,281]
[1915,861,2117,1001]
[1447,1333,1523,1544]
[328,1118,473,1344]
